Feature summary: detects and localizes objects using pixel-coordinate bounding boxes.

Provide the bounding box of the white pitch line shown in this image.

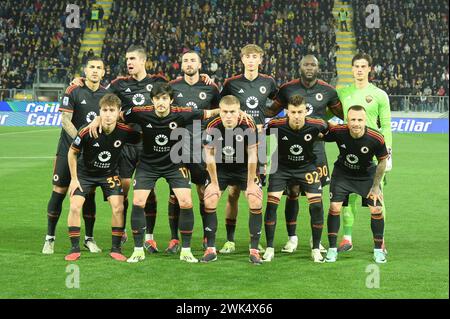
[0,156,54,159]
[0,128,59,136]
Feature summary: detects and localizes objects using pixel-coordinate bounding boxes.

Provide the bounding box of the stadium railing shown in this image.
[389,95,449,113]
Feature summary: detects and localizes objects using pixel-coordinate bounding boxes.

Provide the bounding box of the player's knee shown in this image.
[248,195,262,210]
[177,197,192,209]
[287,185,300,198]
[370,205,383,215]
[121,179,131,193]
[133,197,146,208]
[53,185,68,194]
[204,196,218,210]
[330,202,341,213]
[70,203,82,216]
[111,203,124,216]
[309,201,324,224]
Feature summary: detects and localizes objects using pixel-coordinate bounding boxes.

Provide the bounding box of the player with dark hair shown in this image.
[336,53,392,253]
[218,44,278,254]
[322,105,389,263]
[201,95,263,264]
[42,56,107,255]
[263,95,328,263]
[89,83,223,263]
[65,93,141,261]
[265,54,343,254]
[165,50,220,253]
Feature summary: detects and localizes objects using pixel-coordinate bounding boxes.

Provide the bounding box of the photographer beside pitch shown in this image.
[65,94,141,262]
[322,105,388,264]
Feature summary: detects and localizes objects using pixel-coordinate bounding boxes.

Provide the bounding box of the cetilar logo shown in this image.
[391,118,433,133]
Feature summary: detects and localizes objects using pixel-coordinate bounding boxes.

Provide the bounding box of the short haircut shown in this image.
[219,95,240,108]
[182,50,201,63]
[348,105,366,112]
[352,53,373,66]
[288,95,306,107]
[99,93,121,109]
[126,44,147,59]
[84,56,104,67]
[150,83,173,99]
[240,44,264,57]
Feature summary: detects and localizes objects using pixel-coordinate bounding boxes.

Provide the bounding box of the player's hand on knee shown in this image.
[367,185,383,206]
[69,179,83,197]
[204,183,220,201]
[246,182,262,201]
[70,77,85,87]
[385,148,393,172]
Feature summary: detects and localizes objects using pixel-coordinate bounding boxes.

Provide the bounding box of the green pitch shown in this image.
[0,126,448,299]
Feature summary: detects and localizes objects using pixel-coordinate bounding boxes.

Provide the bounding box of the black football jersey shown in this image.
[266,117,328,168]
[71,123,140,176]
[123,105,205,167]
[170,77,220,111]
[275,78,342,120]
[57,84,108,156]
[221,74,278,125]
[204,115,258,172]
[323,125,389,176]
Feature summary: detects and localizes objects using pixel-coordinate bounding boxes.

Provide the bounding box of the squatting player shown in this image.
[65,93,140,262]
[218,44,278,254]
[322,105,388,263]
[265,54,343,254]
[263,95,328,263]
[336,53,392,252]
[42,56,108,255]
[202,95,263,264]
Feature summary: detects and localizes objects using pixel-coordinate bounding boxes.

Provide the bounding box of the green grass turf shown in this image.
[0,127,448,299]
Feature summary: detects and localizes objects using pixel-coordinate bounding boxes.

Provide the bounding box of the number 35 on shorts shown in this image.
[107,176,121,188]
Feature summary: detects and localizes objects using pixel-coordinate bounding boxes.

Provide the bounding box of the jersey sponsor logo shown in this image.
[246,96,259,109]
[177,92,183,97]
[223,146,235,156]
[93,142,100,147]
[81,99,87,105]
[132,94,145,105]
[235,134,243,142]
[63,96,69,106]
[125,88,131,93]
[74,136,81,145]
[365,95,373,104]
[53,174,59,182]
[315,93,323,101]
[169,122,178,129]
[199,92,207,100]
[306,103,314,116]
[98,151,112,162]
[86,111,97,123]
[187,101,198,109]
[259,86,266,94]
[346,154,359,164]
[361,146,369,154]
[146,84,153,92]
[289,144,303,155]
[155,134,169,146]
[238,89,244,93]
[304,134,313,141]
[282,136,288,140]
[114,140,122,148]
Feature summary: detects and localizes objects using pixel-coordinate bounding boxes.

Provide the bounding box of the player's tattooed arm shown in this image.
[264,100,283,118]
[68,147,83,196]
[61,112,78,139]
[367,158,386,205]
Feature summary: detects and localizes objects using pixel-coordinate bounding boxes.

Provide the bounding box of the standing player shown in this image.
[201,95,263,264]
[42,56,107,255]
[89,83,222,263]
[263,95,328,263]
[265,54,343,254]
[322,105,388,263]
[336,53,392,252]
[165,50,220,253]
[219,44,278,254]
[65,94,141,261]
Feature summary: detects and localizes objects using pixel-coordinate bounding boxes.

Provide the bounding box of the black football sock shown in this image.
[327,209,341,248]
[179,207,194,248]
[168,196,180,240]
[111,227,125,252]
[225,218,236,242]
[82,192,96,238]
[144,198,157,235]
[131,205,146,248]
[285,195,299,237]
[204,208,217,248]
[123,197,129,229]
[68,226,81,253]
[264,196,280,248]
[371,212,385,249]
[47,191,65,236]
[309,197,324,249]
[249,208,262,250]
